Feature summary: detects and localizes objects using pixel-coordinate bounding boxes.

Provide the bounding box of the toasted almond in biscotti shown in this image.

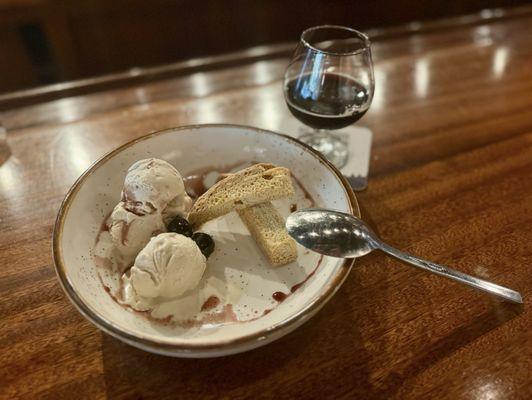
[188,163,294,226]
[238,202,297,267]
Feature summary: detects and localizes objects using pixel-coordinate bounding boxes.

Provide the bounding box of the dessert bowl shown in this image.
[53,124,359,357]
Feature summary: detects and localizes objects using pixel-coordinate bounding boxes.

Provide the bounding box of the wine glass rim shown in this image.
[300,25,371,56]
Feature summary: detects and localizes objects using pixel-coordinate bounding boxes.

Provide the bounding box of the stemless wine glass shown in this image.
[284,25,374,168]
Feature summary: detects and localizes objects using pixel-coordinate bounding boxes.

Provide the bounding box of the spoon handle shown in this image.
[378,243,522,303]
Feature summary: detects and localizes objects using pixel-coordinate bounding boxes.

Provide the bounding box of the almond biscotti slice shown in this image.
[238,202,297,267]
[188,163,294,226]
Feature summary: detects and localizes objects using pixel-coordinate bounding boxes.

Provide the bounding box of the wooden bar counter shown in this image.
[1,7,531,399]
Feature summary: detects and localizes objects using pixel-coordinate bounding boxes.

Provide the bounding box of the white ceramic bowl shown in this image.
[53,124,358,357]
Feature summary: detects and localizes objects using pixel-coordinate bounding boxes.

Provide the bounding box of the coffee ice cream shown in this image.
[107,158,192,267]
[125,233,207,304]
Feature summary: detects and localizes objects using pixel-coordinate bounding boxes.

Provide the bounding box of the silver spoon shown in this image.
[286,208,522,303]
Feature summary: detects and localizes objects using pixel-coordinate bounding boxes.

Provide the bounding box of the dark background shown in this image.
[0,0,529,94]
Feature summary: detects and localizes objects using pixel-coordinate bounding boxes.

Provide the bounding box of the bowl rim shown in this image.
[52,123,359,352]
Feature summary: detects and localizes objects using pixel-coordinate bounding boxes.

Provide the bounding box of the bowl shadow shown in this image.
[100,277,372,399]
[100,251,522,399]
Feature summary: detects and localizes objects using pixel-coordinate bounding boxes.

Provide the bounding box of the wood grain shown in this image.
[1,10,532,400]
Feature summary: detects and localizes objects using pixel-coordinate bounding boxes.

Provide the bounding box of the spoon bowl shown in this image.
[286,208,379,258]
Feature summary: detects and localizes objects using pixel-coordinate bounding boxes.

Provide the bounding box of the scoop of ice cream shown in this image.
[108,202,166,268]
[129,233,206,299]
[122,158,191,216]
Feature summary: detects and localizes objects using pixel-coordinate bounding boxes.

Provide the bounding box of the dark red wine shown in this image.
[285,73,370,130]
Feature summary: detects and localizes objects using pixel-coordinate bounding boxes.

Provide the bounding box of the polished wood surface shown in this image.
[1,11,531,400]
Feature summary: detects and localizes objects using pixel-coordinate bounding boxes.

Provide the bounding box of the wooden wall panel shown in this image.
[0,0,530,93]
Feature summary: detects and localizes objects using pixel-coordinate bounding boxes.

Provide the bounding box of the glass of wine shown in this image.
[284,25,374,168]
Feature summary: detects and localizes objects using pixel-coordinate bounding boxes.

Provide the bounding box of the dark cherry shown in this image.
[192,232,215,258]
[167,216,193,237]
